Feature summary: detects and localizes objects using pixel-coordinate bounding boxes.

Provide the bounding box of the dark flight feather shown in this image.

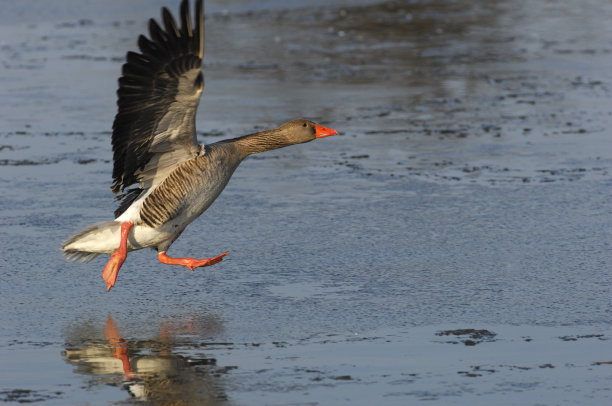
[111,0,204,196]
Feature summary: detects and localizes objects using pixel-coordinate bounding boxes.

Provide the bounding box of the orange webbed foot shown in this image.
[101,222,133,291]
[102,252,125,291]
[158,251,229,271]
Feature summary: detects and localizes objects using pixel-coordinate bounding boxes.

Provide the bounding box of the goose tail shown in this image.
[61,221,121,263]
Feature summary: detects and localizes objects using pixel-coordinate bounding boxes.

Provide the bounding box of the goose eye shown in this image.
[302,123,307,127]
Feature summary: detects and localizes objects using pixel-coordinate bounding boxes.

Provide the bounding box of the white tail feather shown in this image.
[61,221,121,261]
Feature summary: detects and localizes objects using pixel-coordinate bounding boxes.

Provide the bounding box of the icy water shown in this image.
[1,0,612,404]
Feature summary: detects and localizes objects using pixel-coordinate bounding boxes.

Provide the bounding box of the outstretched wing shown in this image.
[111,0,204,194]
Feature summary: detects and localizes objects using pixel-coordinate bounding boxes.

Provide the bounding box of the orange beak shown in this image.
[314,124,338,138]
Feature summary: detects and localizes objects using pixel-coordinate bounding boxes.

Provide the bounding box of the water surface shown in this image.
[1,0,611,404]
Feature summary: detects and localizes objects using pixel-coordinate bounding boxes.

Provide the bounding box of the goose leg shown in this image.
[158,251,229,271]
[102,221,133,291]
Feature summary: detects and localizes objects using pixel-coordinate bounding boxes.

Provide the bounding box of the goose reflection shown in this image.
[63,314,232,405]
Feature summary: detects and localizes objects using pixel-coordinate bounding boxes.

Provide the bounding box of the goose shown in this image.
[61,0,338,291]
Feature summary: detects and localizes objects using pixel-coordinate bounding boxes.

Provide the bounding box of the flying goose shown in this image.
[61,0,338,291]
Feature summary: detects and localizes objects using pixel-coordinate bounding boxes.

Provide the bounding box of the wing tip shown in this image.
[196,0,204,58]
[138,0,203,59]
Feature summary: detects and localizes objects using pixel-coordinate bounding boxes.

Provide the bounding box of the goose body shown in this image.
[63,143,240,257]
[61,0,337,290]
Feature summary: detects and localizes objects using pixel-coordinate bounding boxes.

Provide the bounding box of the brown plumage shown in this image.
[61,0,338,291]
